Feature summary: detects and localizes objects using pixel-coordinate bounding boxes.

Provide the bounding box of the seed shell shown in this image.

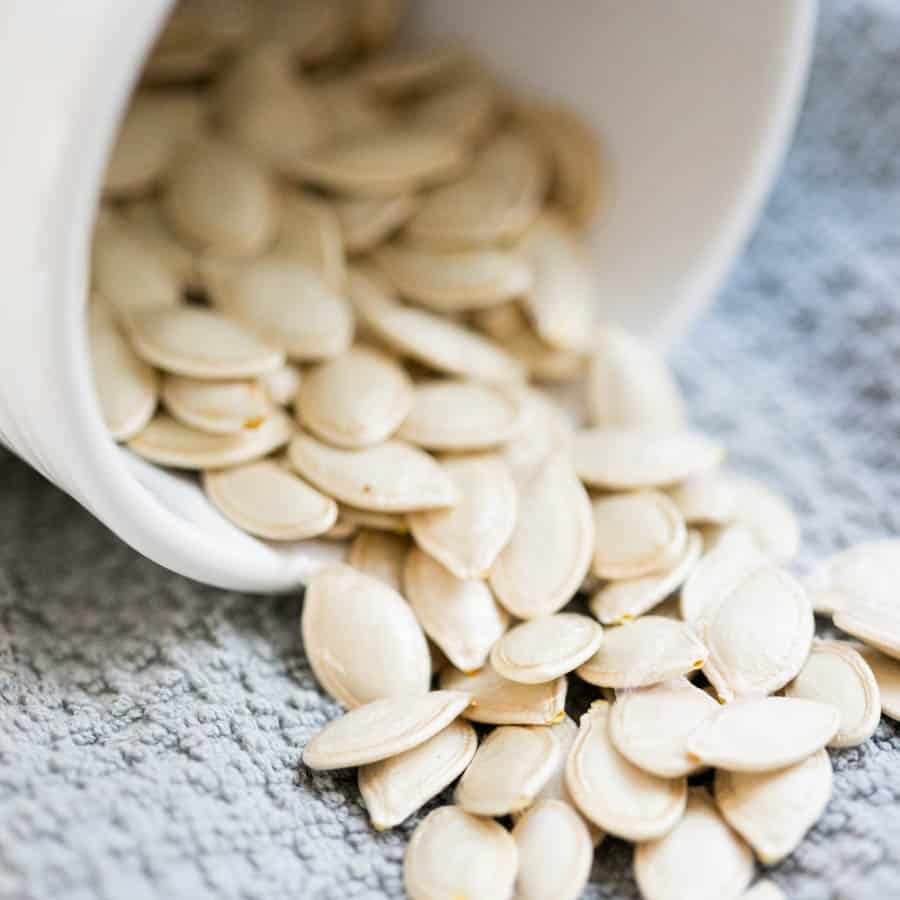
[347,531,409,592]
[162,375,271,434]
[724,474,800,564]
[856,645,900,720]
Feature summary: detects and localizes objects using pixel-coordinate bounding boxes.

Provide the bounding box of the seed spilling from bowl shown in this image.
[90,1,894,897]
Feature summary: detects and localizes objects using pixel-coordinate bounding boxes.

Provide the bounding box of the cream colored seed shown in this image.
[321,518,358,541]
[634,787,754,900]
[203,461,337,541]
[292,128,468,197]
[404,806,518,900]
[715,748,833,864]
[258,363,302,408]
[362,44,467,97]
[565,702,687,841]
[724,473,800,564]
[698,566,813,702]
[574,427,725,490]
[785,639,880,748]
[128,306,285,379]
[274,191,346,293]
[301,564,430,709]
[408,453,517,580]
[470,301,529,342]
[288,432,458,512]
[334,194,417,255]
[439,663,567,726]
[161,375,271,434]
[373,243,533,313]
[667,469,736,524]
[456,724,560,816]
[591,490,687,580]
[338,505,408,534]
[347,531,409,592]
[120,202,198,288]
[89,301,158,442]
[686,697,840,772]
[348,265,525,383]
[608,677,719,778]
[512,799,593,900]
[680,524,766,624]
[857,645,900,720]
[518,212,594,351]
[163,138,277,258]
[398,380,524,452]
[411,78,496,145]
[576,617,707,689]
[489,453,593,619]
[296,346,412,449]
[406,131,548,249]
[833,607,900,661]
[127,410,292,470]
[302,691,472,770]
[209,257,354,363]
[503,325,588,383]
[590,529,703,625]
[805,539,900,618]
[404,547,509,674]
[586,326,686,429]
[490,614,603,685]
[315,75,389,141]
[358,718,477,830]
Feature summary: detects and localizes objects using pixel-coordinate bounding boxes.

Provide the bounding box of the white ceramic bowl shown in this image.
[0,0,816,591]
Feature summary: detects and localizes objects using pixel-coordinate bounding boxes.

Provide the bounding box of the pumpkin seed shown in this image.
[258,363,302,407]
[439,663,566,726]
[590,529,703,625]
[608,677,719,778]
[127,410,293,469]
[856,645,900,720]
[741,882,787,900]
[565,702,687,841]
[274,191,346,292]
[347,530,409,592]
[456,724,561,816]
[120,201,198,288]
[490,613,603,684]
[680,525,766,624]
[296,346,412,448]
[255,0,351,65]
[518,213,594,351]
[586,326,686,429]
[89,302,158,441]
[338,505,408,534]
[715,748,833,864]
[322,518,358,541]
[288,432,458,512]
[667,469,736,525]
[315,75,389,140]
[489,453,593,619]
[163,138,277,258]
[348,264,525,382]
[411,78,496,145]
[784,639,880,748]
[302,690,471,770]
[404,547,509,673]
[503,325,588,383]
[805,539,900,618]
[353,0,406,50]
[209,257,354,362]
[92,223,182,319]
[833,607,900,660]
[698,566,813,702]
[470,301,529,341]
[634,787,754,900]
[398,380,524,452]
[408,454,517,579]
[591,490,687,580]
[373,243,533,313]
[292,128,467,197]
[301,564,431,708]
[574,428,725,490]
[724,474,800,564]
[362,45,467,97]
[334,194,417,254]
[128,306,285,379]
[512,799,593,900]
[358,718,477,830]
[576,617,707,689]
[406,131,548,248]
[203,460,337,540]
[404,805,517,900]
[687,697,840,772]
[161,375,271,434]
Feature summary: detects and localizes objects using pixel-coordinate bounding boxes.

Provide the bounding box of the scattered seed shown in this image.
[667,469,736,525]
[334,193,418,254]
[258,363,302,407]
[723,473,800,564]
[274,191,346,292]
[833,606,900,661]
[856,645,900,720]
[347,530,409,592]
[362,45,467,97]
[338,504,408,534]
[162,375,271,434]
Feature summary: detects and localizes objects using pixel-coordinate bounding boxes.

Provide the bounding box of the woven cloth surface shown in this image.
[2,2,900,898]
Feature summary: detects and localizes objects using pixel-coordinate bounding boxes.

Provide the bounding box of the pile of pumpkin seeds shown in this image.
[90,1,900,897]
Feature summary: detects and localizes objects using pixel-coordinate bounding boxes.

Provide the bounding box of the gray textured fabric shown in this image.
[3,3,900,898]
